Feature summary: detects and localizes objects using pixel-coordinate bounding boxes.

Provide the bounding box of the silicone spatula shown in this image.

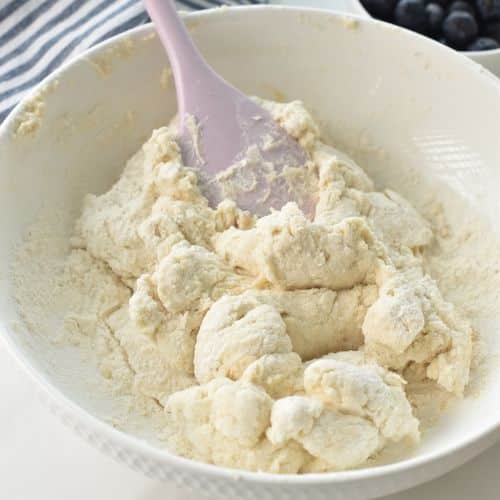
[143,0,310,216]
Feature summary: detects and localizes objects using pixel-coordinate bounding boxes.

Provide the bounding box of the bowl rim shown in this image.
[1,4,500,486]
[348,0,500,58]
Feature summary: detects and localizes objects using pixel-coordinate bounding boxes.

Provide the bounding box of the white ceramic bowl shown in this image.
[2,6,500,500]
[284,0,500,75]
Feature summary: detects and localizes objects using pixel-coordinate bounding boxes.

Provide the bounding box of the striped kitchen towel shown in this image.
[0,0,262,123]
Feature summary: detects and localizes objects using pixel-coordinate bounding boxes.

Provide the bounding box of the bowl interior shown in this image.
[2,6,500,475]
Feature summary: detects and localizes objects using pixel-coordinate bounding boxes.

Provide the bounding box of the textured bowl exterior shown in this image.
[2,6,500,500]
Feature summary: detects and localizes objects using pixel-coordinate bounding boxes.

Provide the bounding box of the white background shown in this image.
[1,341,499,499]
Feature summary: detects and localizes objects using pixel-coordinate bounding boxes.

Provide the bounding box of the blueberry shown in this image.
[448,0,476,15]
[476,0,500,21]
[433,0,451,8]
[467,35,500,47]
[395,0,429,32]
[484,20,500,41]
[426,3,445,34]
[443,11,479,46]
[361,0,398,18]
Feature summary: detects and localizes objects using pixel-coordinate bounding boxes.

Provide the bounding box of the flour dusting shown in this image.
[12,99,500,473]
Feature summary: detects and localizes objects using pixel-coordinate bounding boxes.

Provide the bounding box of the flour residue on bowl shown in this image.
[86,37,135,78]
[13,80,59,138]
[12,99,500,474]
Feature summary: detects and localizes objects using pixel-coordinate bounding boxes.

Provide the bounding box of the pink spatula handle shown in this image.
[144,0,211,120]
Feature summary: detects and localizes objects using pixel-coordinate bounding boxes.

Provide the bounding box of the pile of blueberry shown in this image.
[360,0,500,50]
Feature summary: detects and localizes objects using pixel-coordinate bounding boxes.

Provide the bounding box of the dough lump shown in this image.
[69,98,474,473]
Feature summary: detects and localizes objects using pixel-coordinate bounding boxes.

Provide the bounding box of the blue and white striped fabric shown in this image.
[0,0,261,123]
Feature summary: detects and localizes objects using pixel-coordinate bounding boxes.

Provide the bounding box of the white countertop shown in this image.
[1,341,499,500]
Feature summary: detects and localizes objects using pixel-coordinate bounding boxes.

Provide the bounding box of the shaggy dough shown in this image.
[69,98,474,472]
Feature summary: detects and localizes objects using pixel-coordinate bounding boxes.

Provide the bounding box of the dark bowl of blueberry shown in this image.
[356,0,500,62]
